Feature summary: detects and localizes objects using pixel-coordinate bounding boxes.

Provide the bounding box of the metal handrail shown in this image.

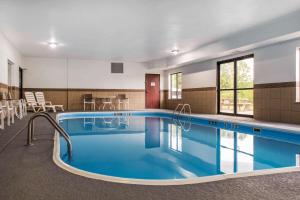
[26,112,72,156]
[173,104,183,115]
[173,103,192,116]
[180,104,191,115]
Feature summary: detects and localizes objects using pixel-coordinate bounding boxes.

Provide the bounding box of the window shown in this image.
[169,72,182,99]
[217,54,254,116]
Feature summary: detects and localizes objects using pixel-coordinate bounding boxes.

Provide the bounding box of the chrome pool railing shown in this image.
[173,104,192,132]
[26,112,72,156]
[173,104,192,116]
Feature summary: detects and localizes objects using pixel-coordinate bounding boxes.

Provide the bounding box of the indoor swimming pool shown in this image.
[55,112,300,184]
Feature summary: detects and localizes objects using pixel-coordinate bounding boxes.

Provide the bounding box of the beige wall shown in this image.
[254,82,300,123]
[163,87,217,114]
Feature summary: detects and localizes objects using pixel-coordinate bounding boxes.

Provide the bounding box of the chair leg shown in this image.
[84,103,85,111]
[24,104,27,116]
[32,106,36,113]
[7,112,10,126]
[11,110,14,124]
[0,113,4,129]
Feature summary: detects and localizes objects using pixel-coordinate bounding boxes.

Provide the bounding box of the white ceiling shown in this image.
[1,0,300,62]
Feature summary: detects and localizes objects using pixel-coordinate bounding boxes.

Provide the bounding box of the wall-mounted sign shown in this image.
[150,82,156,87]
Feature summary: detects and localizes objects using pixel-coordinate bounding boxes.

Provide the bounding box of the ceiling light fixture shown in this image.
[171,49,179,55]
[48,42,58,49]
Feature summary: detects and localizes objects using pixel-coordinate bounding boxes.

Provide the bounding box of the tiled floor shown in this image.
[1,111,300,200]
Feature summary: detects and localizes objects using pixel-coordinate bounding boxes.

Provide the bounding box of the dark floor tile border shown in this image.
[161,87,216,93]
[182,87,216,92]
[254,82,296,89]
[24,88,145,92]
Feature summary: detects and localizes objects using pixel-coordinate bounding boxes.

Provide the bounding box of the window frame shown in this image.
[217,54,254,117]
[169,72,182,100]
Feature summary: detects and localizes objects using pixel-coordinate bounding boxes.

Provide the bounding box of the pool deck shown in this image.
[1,111,300,200]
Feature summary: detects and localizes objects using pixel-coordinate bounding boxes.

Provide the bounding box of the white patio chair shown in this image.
[21,99,27,117]
[24,92,43,112]
[0,100,15,126]
[100,96,116,110]
[35,92,64,112]
[83,94,95,111]
[0,102,4,129]
[116,94,129,110]
[12,99,24,119]
[6,100,15,125]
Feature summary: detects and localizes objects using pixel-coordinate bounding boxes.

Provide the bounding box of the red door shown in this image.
[145,74,160,109]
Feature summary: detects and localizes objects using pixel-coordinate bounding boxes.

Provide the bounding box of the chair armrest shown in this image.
[45,101,52,105]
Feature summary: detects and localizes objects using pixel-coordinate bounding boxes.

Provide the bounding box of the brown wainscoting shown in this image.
[0,82,8,94]
[24,88,145,111]
[10,86,20,99]
[163,87,217,114]
[0,83,20,99]
[253,81,300,124]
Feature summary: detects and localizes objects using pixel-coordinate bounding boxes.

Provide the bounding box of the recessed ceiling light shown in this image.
[171,49,179,55]
[48,42,58,49]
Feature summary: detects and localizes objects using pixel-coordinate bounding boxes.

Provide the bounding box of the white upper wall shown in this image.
[254,39,300,84]
[67,59,148,89]
[23,57,67,88]
[0,32,23,86]
[163,38,300,89]
[24,57,163,89]
[163,60,216,89]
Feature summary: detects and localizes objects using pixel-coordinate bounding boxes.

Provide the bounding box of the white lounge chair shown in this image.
[24,92,43,112]
[35,92,64,112]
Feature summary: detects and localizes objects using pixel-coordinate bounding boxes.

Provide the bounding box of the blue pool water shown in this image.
[58,112,300,180]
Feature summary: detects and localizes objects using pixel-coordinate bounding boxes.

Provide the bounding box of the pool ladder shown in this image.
[26,112,72,157]
[173,104,192,132]
[173,104,192,116]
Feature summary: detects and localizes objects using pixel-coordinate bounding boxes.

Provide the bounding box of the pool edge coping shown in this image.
[57,110,300,135]
[52,111,300,186]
